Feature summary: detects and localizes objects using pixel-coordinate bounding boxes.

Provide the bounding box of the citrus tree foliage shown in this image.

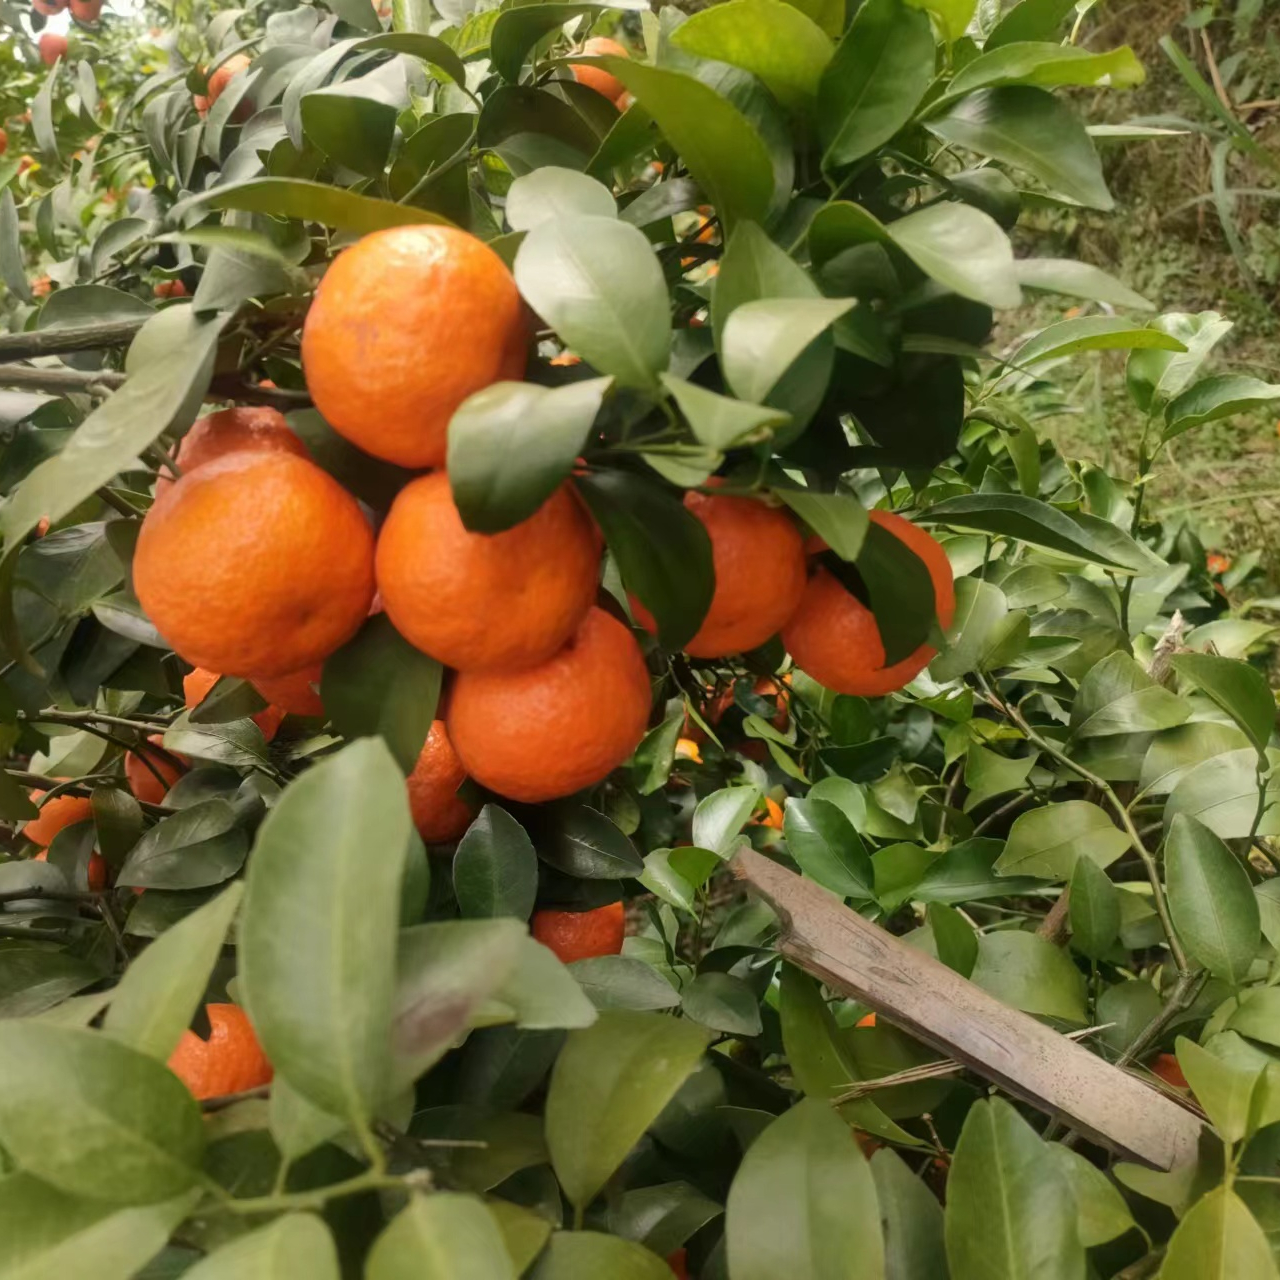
[0,0,1279,1276]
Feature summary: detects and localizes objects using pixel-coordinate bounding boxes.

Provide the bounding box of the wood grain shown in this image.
[732,847,1204,1169]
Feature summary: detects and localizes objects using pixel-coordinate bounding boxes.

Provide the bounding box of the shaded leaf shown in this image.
[453,805,539,920]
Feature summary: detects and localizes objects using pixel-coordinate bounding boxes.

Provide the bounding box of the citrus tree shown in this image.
[2,0,1280,1276]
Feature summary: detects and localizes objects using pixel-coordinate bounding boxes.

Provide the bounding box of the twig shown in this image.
[1036,888,1071,945]
[972,790,1033,836]
[0,364,311,410]
[1199,29,1235,115]
[0,885,103,905]
[1115,969,1209,1070]
[0,318,149,359]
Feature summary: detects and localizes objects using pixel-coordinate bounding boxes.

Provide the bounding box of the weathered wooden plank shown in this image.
[731,847,1204,1170]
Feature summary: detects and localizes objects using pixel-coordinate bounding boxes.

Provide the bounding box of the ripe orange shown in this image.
[38,32,68,66]
[570,36,628,101]
[301,225,526,468]
[667,1248,690,1280]
[183,667,285,742]
[1151,1053,1189,1090]
[134,451,375,678]
[449,606,651,803]
[531,900,625,964]
[674,737,703,764]
[407,720,478,845]
[0,128,6,157]
[69,0,102,21]
[631,491,806,658]
[153,279,189,300]
[24,790,93,847]
[377,474,599,672]
[168,1003,273,1100]
[125,734,188,804]
[856,1012,877,1028]
[251,663,325,718]
[194,53,251,117]
[751,796,784,830]
[31,275,52,298]
[154,405,306,496]
[782,511,956,697]
[33,846,107,892]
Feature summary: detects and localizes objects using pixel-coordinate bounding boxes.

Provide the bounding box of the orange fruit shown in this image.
[751,796,783,830]
[69,0,102,21]
[0,129,6,157]
[449,606,651,803]
[194,52,251,117]
[301,225,526,468]
[33,846,107,892]
[667,1248,690,1280]
[25,790,94,847]
[31,275,52,298]
[531,901,625,964]
[376,474,599,672]
[153,279,189,300]
[1206,552,1231,576]
[1151,1053,1189,1090]
[251,663,325,718]
[168,1004,273,1100]
[856,1012,877,1028]
[782,511,956,697]
[125,734,188,804]
[134,451,375,678]
[631,491,806,658]
[570,36,628,101]
[183,667,285,741]
[674,737,703,764]
[39,32,68,66]
[154,405,306,496]
[407,720,478,845]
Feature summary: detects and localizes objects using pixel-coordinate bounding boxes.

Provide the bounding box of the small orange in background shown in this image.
[570,36,628,102]
[667,1248,690,1279]
[549,350,581,367]
[751,796,784,830]
[631,491,807,659]
[856,1012,877,1028]
[783,510,955,697]
[168,1003,273,1100]
[1150,1052,1189,1090]
[449,606,651,804]
[407,720,478,845]
[301,224,526,469]
[531,900,625,964]
[154,404,306,496]
[69,0,103,22]
[194,52,251,118]
[251,663,325,718]
[33,846,108,892]
[31,275,52,298]
[1206,552,1231,576]
[674,737,703,764]
[153,279,189,300]
[133,451,375,678]
[183,667,285,741]
[0,128,6,157]
[24,790,94,847]
[125,734,188,805]
[376,473,599,673]
[38,32,68,66]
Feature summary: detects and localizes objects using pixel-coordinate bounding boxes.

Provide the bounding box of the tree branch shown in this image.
[0,318,150,360]
[0,363,311,410]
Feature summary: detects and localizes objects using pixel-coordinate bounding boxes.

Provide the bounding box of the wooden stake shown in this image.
[731,847,1204,1170]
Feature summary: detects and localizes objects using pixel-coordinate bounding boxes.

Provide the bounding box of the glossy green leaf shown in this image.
[240,739,410,1126]
[727,1099,883,1280]
[673,0,833,113]
[945,1098,1085,1280]
[986,0,1077,46]
[712,219,820,349]
[1166,813,1260,983]
[356,31,468,86]
[1015,258,1153,309]
[1161,1186,1278,1280]
[929,901,979,977]
[301,92,398,178]
[1170,653,1275,756]
[870,1148,948,1279]
[1010,315,1186,369]
[0,1023,204,1203]
[929,579,1010,682]
[542,805,644,878]
[514,216,669,388]
[661,374,789,452]
[532,1231,674,1280]
[505,167,616,231]
[1175,1036,1262,1144]
[1070,651,1190,738]
[104,882,243,1060]
[0,948,102,1019]
[545,1010,710,1212]
[995,800,1129,880]
[890,202,1021,308]
[449,378,611,533]
[681,972,763,1037]
[321,613,442,775]
[366,1193,515,1280]
[1127,311,1233,412]
[1164,748,1280,840]
[570,956,682,1011]
[818,0,934,169]
[946,42,1144,99]
[0,189,30,302]
[970,931,1087,1022]
[722,297,854,404]
[963,745,1037,812]
[692,785,762,855]
[1163,374,1280,440]
[488,936,598,1031]
[192,178,452,233]
[1139,722,1252,795]
[1046,1145,1135,1247]
[775,487,869,560]
[1068,857,1120,960]
[115,800,249,891]
[607,1181,724,1256]
[32,60,58,160]
[783,796,874,898]
[184,1213,340,1279]
[453,805,539,921]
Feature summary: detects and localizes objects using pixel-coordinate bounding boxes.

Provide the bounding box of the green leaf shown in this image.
[929,579,1010,682]
[301,92,398,178]
[601,60,774,234]
[783,796,874,898]
[633,711,684,796]
[576,470,713,651]
[183,1213,340,1279]
[722,297,854,404]
[488,936,598,1031]
[327,0,380,30]
[870,1148,948,1279]
[774,487,868,560]
[543,805,644,878]
[240,739,411,1127]
[570,956,682,1010]
[995,800,1130,880]
[1068,857,1120,960]
[1166,813,1260,984]
[925,86,1113,210]
[0,947,103,1018]
[514,216,670,388]
[448,379,611,533]
[453,805,539,921]
[919,493,1162,573]
[532,1231,674,1280]
[506,167,617,231]
[608,1181,724,1255]
[189,178,453,234]
[885,202,1021,309]
[907,0,976,40]
[929,901,979,976]
[1174,1036,1262,1144]
[963,744,1037,812]
[1010,315,1186,369]
[115,800,249,891]
[320,613,442,776]
[945,41,1144,99]
[104,882,243,1060]
[32,60,58,160]
[356,31,468,86]
[1127,311,1234,412]
[673,0,834,114]
[970,931,1087,1022]
[366,1193,515,1280]
[1161,1186,1279,1280]
[1015,258,1154,310]
[0,1023,204,1203]
[0,190,30,302]
[661,374,789,452]
[545,1010,710,1212]
[1046,1145,1135,1247]
[713,219,820,349]
[945,1098,1086,1280]
[692,785,762,855]
[0,1176,197,1280]
[681,972,763,1036]
[1070,651,1190,738]
[986,0,1077,46]
[818,0,934,169]
[1163,374,1280,440]
[727,1099,883,1280]
[1170,653,1276,756]
[1164,748,1280,840]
